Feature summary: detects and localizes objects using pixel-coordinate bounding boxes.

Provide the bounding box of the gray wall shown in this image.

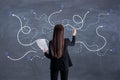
[0,0,120,80]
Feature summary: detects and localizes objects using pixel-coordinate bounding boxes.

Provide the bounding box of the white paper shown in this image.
[36,39,48,51]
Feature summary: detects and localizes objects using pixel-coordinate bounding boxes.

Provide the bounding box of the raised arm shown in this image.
[67,29,77,46]
[67,36,75,46]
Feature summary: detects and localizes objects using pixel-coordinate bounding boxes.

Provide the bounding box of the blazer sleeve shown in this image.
[44,41,53,59]
[67,36,76,46]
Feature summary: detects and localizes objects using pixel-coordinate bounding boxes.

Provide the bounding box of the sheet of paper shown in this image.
[36,39,48,51]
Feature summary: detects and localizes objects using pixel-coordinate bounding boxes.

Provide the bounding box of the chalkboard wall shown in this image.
[0,0,120,80]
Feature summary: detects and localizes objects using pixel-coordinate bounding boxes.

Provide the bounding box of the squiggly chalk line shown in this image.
[76,26,107,52]
[7,50,37,61]
[48,10,90,30]
[12,14,36,46]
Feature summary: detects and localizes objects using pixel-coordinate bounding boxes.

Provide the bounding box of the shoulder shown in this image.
[64,38,69,41]
[64,38,69,40]
[64,38,70,43]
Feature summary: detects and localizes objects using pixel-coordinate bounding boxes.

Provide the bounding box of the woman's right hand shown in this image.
[72,28,77,36]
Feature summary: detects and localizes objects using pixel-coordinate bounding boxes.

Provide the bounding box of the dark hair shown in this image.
[50,24,64,59]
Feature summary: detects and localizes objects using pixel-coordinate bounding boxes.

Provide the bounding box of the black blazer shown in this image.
[44,36,76,70]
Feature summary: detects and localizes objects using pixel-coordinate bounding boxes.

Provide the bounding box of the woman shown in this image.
[43,24,77,80]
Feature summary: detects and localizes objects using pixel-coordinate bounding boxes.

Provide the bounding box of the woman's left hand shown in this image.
[43,48,48,53]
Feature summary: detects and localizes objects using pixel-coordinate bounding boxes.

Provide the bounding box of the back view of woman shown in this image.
[43,24,77,80]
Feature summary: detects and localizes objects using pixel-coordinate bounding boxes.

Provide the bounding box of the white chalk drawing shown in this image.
[8,9,109,61]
